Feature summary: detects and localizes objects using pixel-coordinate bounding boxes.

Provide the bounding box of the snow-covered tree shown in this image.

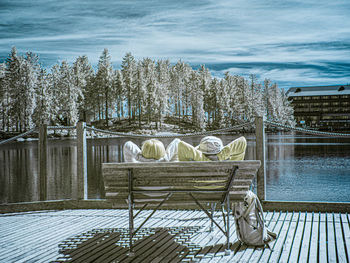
[156,59,170,127]
[56,61,82,126]
[33,69,51,126]
[73,56,93,122]
[264,79,294,126]
[113,70,124,121]
[170,61,191,126]
[22,52,40,130]
[280,90,295,126]
[135,60,146,127]
[96,49,114,127]
[121,52,137,124]
[4,47,23,131]
[141,58,158,125]
[48,64,61,125]
[248,74,264,119]
[0,63,7,131]
[4,47,38,131]
[189,70,205,130]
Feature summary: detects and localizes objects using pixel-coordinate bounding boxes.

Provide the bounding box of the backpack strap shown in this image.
[255,196,265,222]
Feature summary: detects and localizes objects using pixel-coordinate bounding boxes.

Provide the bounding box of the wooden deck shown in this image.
[0,209,349,262]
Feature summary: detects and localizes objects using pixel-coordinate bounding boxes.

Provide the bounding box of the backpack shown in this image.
[233,191,277,247]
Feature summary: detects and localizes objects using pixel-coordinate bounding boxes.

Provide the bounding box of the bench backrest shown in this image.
[102,160,261,209]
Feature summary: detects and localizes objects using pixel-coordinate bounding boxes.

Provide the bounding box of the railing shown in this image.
[1,116,350,210]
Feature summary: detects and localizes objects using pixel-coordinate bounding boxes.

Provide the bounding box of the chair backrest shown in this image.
[102,160,261,209]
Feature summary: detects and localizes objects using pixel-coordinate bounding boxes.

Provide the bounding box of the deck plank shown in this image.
[334,213,348,263]
[341,214,350,262]
[288,212,306,263]
[259,212,288,263]
[306,212,319,263]
[295,212,312,262]
[319,213,328,263]
[266,212,293,263]
[268,212,298,262]
[327,213,338,263]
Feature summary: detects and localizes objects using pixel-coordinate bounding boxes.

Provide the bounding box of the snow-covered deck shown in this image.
[0,209,349,262]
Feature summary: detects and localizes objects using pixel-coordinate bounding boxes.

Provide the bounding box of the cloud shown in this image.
[0,0,349,87]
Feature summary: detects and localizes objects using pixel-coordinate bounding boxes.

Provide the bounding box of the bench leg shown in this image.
[127,194,135,256]
[225,194,231,255]
[210,203,216,232]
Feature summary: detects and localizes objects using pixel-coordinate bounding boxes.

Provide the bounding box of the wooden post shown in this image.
[255,116,266,201]
[39,124,48,201]
[77,122,88,200]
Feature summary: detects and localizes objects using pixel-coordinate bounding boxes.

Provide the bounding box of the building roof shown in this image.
[286,85,350,97]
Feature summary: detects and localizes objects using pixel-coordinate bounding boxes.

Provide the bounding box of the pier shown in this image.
[1,117,350,262]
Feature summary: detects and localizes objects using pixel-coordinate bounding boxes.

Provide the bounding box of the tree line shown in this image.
[0,47,295,133]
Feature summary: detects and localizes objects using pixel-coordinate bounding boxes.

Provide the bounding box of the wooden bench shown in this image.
[102,160,261,255]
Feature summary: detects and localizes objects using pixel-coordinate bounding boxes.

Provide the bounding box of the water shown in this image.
[0,133,349,204]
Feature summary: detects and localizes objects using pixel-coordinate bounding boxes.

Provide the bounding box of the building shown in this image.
[286,85,350,131]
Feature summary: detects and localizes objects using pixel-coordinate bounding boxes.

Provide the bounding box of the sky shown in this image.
[0,0,349,89]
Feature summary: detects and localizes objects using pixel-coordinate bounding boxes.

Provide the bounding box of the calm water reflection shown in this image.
[0,133,349,204]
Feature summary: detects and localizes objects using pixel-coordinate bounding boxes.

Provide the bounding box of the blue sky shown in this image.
[0,0,349,89]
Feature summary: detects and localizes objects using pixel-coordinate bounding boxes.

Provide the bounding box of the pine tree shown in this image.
[170,61,191,127]
[96,49,114,127]
[135,61,146,128]
[121,52,137,124]
[264,79,279,121]
[22,52,40,130]
[280,90,295,126]
[33,69,51,126]
[48,64,61,125]
[4,48,39,131]
[0,63,7,131]
[113,70,124,121]
[224,72,238,125]
[156,59,170,128]
[189,70,205,130]
[57,61,82,126]
[73,56,93,123]
[5,47,22,131]
[141,58,158,125]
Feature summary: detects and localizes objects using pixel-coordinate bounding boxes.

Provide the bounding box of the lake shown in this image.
[1,133,349,204]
